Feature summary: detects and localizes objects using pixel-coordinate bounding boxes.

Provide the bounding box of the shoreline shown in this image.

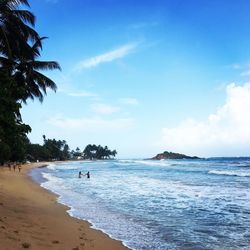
[0,162,129,250]
[29,163,131,248]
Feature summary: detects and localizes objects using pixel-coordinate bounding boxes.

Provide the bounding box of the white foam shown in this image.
[133,160,171,167]
[209,170,250,177]
[117,159,173,167]
[35,160,250,250]
[42,172,61,181]
[47,163,56,170]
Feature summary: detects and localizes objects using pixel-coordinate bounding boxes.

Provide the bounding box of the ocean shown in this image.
[30,158,250,250]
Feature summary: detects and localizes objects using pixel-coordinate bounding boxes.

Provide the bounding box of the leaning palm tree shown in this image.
[0,0,39,62]
[0,0,60,102]
[0,0,60,164]
[13,36,61,102]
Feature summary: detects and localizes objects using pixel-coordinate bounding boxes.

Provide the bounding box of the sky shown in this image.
[21,0,250,158]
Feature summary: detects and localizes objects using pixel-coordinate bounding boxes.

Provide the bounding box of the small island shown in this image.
[151,151,200,160]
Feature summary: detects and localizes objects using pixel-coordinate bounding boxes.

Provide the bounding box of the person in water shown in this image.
[86,171,90,179]
[78,171,83,178]
[78,171,90,178]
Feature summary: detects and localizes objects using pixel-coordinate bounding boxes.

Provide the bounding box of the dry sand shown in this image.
[0,163,129,250]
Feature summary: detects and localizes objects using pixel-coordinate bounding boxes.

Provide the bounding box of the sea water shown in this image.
[30,159,250,250]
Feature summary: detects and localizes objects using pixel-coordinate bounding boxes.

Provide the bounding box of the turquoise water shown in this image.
[33,159,250,250]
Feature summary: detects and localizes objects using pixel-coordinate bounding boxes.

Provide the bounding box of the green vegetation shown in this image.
[0,1,117,164]
[26,136,70,161]
[25,138,117,162]
[152,151,199,160]
[0,69,31,164]
[0,0,60,164]
[82,144,117,160]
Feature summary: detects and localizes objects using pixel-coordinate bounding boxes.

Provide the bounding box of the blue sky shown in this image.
[21,0,250,158]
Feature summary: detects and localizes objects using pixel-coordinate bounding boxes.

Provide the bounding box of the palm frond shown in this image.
[13,10,35,26]
[1,0,61,103]
[6,0,30,9]
[33,70,57,92]
[31,36,48,55]
[31,61,61,71]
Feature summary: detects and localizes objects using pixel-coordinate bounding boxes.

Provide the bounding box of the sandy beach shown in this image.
[0,163,128,250]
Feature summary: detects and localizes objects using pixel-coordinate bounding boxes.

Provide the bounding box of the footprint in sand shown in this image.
[7,235,17,240]
[22,242,31,248]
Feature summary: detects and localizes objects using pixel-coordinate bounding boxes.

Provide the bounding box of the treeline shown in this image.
[82,144,117,160]
[0,0,60,164]
[26,138,117,162]
[26,136,70,162]
[0,1,117,165]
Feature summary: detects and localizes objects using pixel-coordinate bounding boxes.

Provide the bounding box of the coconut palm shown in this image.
[13,36,61,102]
[0,0,39,62]
[0,0,61,163]
[0,0,60,102]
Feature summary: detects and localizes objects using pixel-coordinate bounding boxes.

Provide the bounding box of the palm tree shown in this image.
[13,36,61,102]
[0,0,39,65]
[112,150,117,158]
[0,0,61,102]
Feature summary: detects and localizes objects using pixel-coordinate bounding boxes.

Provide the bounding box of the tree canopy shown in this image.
[0,0,60,164]
[83,144,117,160]
[0,70,31,164]
[25,139,117,162]
[26,136,70,162]
[0,0,61,102]
[0,0,117,164]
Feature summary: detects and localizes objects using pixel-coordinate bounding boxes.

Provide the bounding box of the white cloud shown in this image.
[91,103,120,114]
[68,91,98,97]
[241,70,250,76]
[161,83,250,157]
[119,97,139,105]
[75,43,137,71]
[228,63,242,69]
[58,87,98,98]
[47,116,133,132]
[227,62,250,75]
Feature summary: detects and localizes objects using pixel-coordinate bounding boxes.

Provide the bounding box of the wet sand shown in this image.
[0,163,129,250]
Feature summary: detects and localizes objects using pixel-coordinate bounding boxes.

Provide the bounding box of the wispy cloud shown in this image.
[75,43,137,71]
[68,91,98,97]
[227,63,242,70]
[228,62,250,76]
[58,87,98,98]
[47,115,133,132]
[91,103,120,114]
[240,70,250,76]
[119,97,139,105]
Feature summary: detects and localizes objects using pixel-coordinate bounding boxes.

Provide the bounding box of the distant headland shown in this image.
[151,151,200,160]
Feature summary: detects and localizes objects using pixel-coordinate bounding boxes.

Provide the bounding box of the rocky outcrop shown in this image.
[151,151,199,160]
